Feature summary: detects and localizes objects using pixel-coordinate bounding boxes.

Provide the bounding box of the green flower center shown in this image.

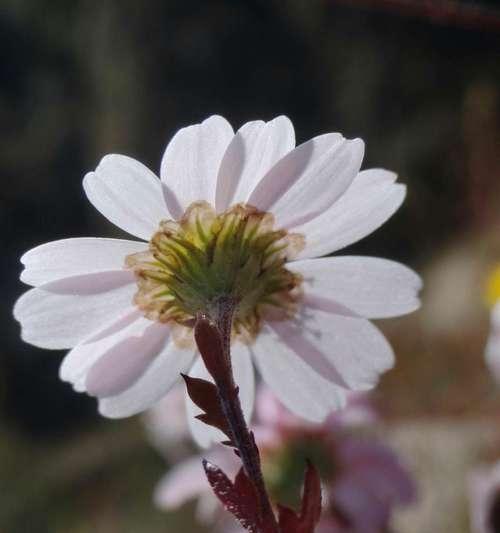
[126,202,304,341]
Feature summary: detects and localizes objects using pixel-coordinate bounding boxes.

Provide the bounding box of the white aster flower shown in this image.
[14,115,421,447]
[485,267,500,384]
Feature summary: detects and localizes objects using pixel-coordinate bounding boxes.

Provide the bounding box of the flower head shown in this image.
[14,115,421,445]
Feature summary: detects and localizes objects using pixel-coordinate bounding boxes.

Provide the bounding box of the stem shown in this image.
[211,297,279,533]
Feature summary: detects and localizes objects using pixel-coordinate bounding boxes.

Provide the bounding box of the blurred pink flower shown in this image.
[151,389,415,532]
[468,461,500,533]
[325,437,415,532]
[256,386,377,436]
[14,115,421,447]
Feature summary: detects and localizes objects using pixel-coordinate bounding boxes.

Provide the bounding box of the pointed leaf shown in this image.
[182,374,234,444]
[300,461,322,529]
[278,462,322,533]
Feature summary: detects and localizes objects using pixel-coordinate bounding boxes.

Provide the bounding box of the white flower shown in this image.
[485,303,500,383]
[14,115,421,447]
[468,461,500,533]
[486,265,500,384]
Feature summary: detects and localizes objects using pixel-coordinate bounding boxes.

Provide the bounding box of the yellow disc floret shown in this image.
[486,265,500,308]
[126,202,304,341]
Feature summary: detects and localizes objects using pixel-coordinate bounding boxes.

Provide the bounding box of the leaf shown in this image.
[203,460,263,532]
[181,374,234,444]
[278,462,322,533]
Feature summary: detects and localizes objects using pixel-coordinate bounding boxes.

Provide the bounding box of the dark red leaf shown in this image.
[203,460,262,532]
[181,374,233,444]
[277,462,322,533]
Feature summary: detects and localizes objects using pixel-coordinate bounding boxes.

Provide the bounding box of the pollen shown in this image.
[126,202,304,341]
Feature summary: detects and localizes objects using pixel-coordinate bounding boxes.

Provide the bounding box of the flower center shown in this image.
[126,201,304,341]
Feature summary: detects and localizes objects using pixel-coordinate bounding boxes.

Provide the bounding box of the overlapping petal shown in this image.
[85,319,171,398]
[13,270,136,349]
[20,237,146,286]
[262,304,394,393]
[98,339,195,418]
[83,155,169,240]
[248,133,364,229]
[293,169,406,259]
[215,116,295,212]
[251,325,347,422]
[294,256,422,319]
[60,307,142,392]
[161,115,234,218]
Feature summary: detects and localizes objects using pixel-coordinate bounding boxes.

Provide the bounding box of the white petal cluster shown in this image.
[14,115,421,447]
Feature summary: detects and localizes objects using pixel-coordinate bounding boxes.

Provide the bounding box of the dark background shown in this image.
[1,1,500,531]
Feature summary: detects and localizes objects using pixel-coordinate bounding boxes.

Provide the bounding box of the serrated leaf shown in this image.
[203,460,262,532]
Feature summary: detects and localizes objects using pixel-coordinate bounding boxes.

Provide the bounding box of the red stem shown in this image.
[206,297,279,533]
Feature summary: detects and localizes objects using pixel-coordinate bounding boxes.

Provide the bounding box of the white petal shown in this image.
[161,115,234,218]
[85,319,171,397]
[83,154,168,240]
[185,344,255,449]
[293,256,422,319]
[20,237,147,286]
[248,134,364,228]
[98,337,196,418]
[60,306,142,392]
[294,169,406,259]
[215,116,295,212]
[267,306,395,391]
[14,271,136,349]
[251,325,347,422]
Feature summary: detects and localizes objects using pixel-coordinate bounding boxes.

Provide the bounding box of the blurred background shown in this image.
[1,0,500,531]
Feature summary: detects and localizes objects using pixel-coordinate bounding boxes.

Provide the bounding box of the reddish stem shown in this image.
[198,297,279,533]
